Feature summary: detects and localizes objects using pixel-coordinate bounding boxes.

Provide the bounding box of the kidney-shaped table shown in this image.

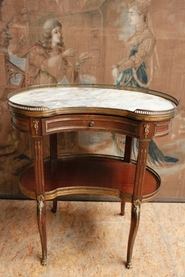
[8,84,178,268]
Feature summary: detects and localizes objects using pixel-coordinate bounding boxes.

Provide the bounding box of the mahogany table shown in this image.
[8,84,178,268]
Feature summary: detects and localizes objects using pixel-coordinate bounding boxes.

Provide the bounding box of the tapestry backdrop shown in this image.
[0,0,184,201]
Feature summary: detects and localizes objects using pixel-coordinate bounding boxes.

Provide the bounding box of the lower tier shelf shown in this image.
[19,155,161,202]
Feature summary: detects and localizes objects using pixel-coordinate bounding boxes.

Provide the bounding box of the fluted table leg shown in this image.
[32,135,47,265]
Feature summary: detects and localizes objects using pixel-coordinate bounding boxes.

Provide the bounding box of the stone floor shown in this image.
[0,200,184,277]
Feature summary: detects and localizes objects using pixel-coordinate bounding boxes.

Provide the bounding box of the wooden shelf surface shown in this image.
[19,156,160,202]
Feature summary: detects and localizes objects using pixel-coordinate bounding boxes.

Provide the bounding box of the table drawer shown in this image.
[42,114,140,137]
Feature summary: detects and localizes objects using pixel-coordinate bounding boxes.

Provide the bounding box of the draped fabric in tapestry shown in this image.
[0,0,184,201]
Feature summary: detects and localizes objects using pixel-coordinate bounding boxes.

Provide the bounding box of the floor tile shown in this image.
[0,200,184,277]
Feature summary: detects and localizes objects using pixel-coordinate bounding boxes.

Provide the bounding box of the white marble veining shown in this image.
[9,87,176,113]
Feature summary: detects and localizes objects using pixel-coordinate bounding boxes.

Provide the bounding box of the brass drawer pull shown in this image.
[89,121,94,127]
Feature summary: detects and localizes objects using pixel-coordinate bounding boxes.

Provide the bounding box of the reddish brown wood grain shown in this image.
[20,156,160,201]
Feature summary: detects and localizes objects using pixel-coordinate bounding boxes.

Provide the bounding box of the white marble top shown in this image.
[9,86,176,114]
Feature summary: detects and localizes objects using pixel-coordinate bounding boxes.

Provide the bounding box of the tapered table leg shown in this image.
[37,194,47,265]
[32,135,47,265]
[126,199,141,268]
[51,198,58,213]
[126,138,150,268]
[120,136,133,216]
[50,134,58,213]
[120,201,125,216]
